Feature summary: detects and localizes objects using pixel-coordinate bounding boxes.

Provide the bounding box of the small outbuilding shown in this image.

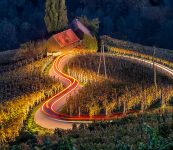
[70,19,93,39]
[47,29,80,52]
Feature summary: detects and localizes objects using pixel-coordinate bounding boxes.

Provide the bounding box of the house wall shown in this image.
[60,41,81,51]
[47,37,61,53]
[74,29,84,40]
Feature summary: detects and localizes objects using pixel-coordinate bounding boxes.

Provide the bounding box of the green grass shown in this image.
[63,64,68,73]
[24,101,54,135]
[43,58,55,75]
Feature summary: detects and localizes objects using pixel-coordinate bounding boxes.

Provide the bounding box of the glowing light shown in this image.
[41,54,173,123]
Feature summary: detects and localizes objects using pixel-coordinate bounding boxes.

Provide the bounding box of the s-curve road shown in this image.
[34,53,173,130]
[34,54,82,129]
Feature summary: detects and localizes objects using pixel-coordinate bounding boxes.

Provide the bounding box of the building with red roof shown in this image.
[47,29,80,52]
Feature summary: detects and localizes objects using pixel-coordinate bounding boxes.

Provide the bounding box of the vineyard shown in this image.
[63,54,173,117]
[102,36,173,62]
[1,50,173,148]
[0,57,64,144]
[2,0,173,148]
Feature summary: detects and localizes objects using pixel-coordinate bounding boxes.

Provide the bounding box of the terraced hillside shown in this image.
[63,54,173,116]
[0,56,63,144]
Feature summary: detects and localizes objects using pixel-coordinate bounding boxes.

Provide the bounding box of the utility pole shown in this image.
[98,40,107,78]
[79,107,81,116]
[153,46,157,90]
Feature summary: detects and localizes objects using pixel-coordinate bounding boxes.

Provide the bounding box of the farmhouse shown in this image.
[47,28,80,52]
[47,19,96,53]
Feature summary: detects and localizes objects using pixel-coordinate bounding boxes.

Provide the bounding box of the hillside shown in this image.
[0,55,64,144]
[7,108,173,149]
[1,0,173,51]
[102,36,173,62]
[63,54,173,116]
[1,0,173,149]
[0,43,173,149]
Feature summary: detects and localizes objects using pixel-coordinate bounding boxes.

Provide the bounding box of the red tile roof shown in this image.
[53,29,80,48]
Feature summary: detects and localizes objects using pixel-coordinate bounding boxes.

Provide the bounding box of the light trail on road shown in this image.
[39,53,173,124]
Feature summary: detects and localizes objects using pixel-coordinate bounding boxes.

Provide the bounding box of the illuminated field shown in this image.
[64,54,173,116]
[40,54,173,122]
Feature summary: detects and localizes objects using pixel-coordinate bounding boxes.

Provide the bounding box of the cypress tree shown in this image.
[44,0,68,33]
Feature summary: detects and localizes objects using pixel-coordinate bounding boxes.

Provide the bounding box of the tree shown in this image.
[44,0,68,33]
[139,123,169,150]
[79,16,100,35]
[54,138,73,150]
[87,101,100,118]
[0,19,18,50]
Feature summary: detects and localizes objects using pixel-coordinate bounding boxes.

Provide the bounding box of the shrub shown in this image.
[82,34,98,52]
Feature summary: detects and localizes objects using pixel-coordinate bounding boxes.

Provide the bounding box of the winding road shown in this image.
[34,53,173,129]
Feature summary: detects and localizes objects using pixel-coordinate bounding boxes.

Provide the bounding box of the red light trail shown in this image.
[40,54,173,123]
[41,55,135,122]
